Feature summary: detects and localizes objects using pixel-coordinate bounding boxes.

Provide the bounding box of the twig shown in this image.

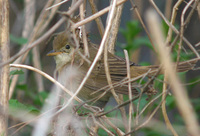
[162,80,178,136]
[178,0,195,67]
[88,0,104,37]
[73,0,128,29]
[79,2,90,57]
[198,1,200,19]
[93,118,115,136]
[0,0,84,68]
[0,17,65,68]
[54,0,121,115]
[103,0,119,110]
[102,1,129,132]
[166,0,184,44]
[130,0,157,53]
[124,50,133,134]
[23,0,44,92]
[124,94,167,136]
[101,116,125,136]
[0,0,10,134]
[146,9,200,135]
[9,64,82,103]
[97,95,140,117]
[46,0,70,10]
[138,92,164,119]
[149,0,200,58]
[164,0,173,20]
[107,1,124,53]
[9,0,62,98]
[104,1,128,131]
[9,105,63,136]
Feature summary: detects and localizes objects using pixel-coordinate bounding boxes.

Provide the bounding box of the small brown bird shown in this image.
[47,31,196,108]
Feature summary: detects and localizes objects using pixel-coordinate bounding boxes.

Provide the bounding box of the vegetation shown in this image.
[0,0,200,135]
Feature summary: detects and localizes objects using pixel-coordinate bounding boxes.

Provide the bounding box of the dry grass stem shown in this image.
[125,97,166,135]
[164,0,173,19]
[146,9,200,136]
[9,64,82,103]
[46,0,70,10]
[0,0,9,134]
[88,0,105,37]
[79,3,90,57]
[26,0,44,92]
[166,0,184,44]
[198,1,200,19]
[177,0,195,69]
[161,1,182,135]
[0,0,83,67]
[130,0,157,52]
[138,92,163,119]
[103,0,129,132]
[9,105,63,136]
[0,17,65,67]
[162,81,178,136]
[73,0,127,29]
[55,0,120,113]
[124,50,133,133]
[102,116,125,136]
[6,0,200,135]
[9,0,62,98]
[97,95,140,117]
[107,1,124,53]
[195,41,200,47]
[150,0,200,58]
[183,0,200,27]
[103,0,119,102]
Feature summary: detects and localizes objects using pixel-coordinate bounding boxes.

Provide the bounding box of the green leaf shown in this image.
[9,99,39,114]
[16,84,27,91]
[10,70,24,75]
[165,95,176,108]
[10,34,28,45]
[34,91,49,106]
[120,20,141,42]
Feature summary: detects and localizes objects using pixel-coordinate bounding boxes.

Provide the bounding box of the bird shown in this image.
[47,31,196,108]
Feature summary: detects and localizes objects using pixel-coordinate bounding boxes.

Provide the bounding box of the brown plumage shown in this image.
[47,32,196,108]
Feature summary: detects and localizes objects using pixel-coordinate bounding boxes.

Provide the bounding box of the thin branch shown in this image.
[164,0,173,20]
[0,17,65,68]
[9,64,82,103]
[9,0,62,98]
[124,94,167,136]
[88,0,104,37]
[150,0,200,58]
[124,49,134,134]
[130,0,157,53]
[146,9,200,135]
[79,2,90,57]
[0,0,10,134]
[46,0,70,10]
[107,2,124,53]
[0,0,84,67]
[73,0,128,29]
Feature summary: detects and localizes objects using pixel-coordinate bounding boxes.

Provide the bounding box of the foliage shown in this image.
[9,99,39,114]
[119,21,153,55]
[10,69,24,75]
[10,34,28,45]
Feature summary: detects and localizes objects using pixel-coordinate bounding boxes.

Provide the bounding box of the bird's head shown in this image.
[47,32,76,70]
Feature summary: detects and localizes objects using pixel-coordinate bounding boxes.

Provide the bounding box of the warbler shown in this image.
[47,31,196,108]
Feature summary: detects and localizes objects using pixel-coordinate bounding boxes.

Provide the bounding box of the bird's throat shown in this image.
[54,53,71,71]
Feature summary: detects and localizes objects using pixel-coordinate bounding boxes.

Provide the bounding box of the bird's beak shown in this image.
[47,50,62,56]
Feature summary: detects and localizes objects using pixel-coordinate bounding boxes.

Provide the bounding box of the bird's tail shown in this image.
[130,59,197,78]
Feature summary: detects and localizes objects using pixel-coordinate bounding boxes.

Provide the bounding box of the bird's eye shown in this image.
[65,45,70,49]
